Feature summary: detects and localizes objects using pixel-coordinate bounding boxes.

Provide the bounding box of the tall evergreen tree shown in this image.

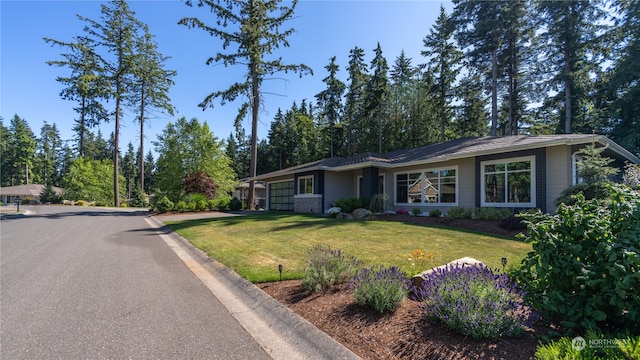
[422,5,463,142]
[388,50,417,150]
[363,43,389,153]
[6,115,37,185]
[456,70,489,137]
[79,0,145,206]
[130,26,176,192]
[535,0,607,134]
[179,0,312,209]
[608,0,640,155]
[315,56,346,158]
[35,122,63,186]
[43,35,109,157]
[453,0,503,136]
[343,46,369,156]
[0,117,12,186]
[122,142,138,199]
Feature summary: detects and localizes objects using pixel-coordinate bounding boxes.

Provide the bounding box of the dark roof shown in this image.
[253,134,640,180]
[0,184,63,196]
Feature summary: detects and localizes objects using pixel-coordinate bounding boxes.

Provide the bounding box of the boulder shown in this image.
[411,257,485,289]
[336,212,354,220]
[352,208,373,220]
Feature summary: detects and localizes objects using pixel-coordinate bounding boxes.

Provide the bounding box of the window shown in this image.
[481,157,534,207]
[298,176,313,195]
[395,167,457,204]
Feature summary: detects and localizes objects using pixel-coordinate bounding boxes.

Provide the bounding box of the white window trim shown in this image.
[297,175,314,196]
[393,166,459,206]
[480,156,536,208]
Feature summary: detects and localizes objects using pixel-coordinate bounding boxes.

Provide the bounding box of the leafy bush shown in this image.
[228,197,242,211]
[623,162,640,190]
[417,264,534,339]
[369,193,390,214]
[175,200,189,213]
[359,197,370,210]
[302,245,362,292]
[474,207,512,221]
[75,200,88,206]
[211,197,230,211]
[408,249,435,276]
[396,208,409,215]
[535,330,640,360]
[429,209,442,217]
[335,197,361,213]
[446,206,473,219]
[411,208,422,216]
[120,203,128,208]
[350,265,410,314]
[554,182,611,207]
[154,195,174,213]
[515,184,640,333]
[185,193,208,211]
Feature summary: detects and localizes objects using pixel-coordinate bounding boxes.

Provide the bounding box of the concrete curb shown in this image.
[146,215,360,360]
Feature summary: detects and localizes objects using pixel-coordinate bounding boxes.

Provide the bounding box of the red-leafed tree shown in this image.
[184,171,219,199]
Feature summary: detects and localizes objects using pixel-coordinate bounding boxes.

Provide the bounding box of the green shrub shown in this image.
[154,195,174,213]
[334,197,361,213]
[120,203,128,208]
[474,207,512,221]
[350,265,410,314]
[128,188,148,208]
[359,197,370,210]
[302,245,361,292]
[446,206,473,219]
[515,184,640,333]
[369,193,390,214]
[175,200,189,213]
[535,330,640,360]
[229,197,242,211]
[417,264,534,339]
[429,209,442,217]
[76,200,87,206]
[554,182,611,207]
[39,184,62,204]
[410,207,421,216]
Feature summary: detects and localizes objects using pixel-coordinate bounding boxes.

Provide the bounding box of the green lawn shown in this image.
[165,212,531,283]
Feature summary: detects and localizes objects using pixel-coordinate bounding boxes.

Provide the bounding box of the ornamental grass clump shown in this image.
[417,264,533,339]
[302,245,361,292]
[350,265,410,314]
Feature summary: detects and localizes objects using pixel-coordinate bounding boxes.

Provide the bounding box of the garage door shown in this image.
[268,181,294,211]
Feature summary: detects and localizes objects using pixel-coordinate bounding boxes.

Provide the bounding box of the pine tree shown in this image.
[453,0,504,136]
[422,5,463,142]
[363,43,389,153]
[388,50,417,150]
[7,115,36,185]
[344,46,369,156]
[179,0,312,209]
[130,26,176,192]
[315,56,346,158]
[43,35,109,157]
[35,122,63,186]
[79,0,145,206]
[535,0,607,134]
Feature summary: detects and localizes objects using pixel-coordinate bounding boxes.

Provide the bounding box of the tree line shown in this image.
[3,0,639,205]
[228,0,640,178]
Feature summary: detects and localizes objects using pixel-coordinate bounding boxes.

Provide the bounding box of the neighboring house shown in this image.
[0,184,63,204]
[252,135,640,215]
[232,180,267,209]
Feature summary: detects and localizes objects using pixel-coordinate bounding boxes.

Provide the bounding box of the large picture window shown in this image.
[395,168,457,204]
[298,175,314,195]
[482,157,534,207]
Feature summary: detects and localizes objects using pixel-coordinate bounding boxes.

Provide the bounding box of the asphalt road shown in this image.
[1,205,270,359]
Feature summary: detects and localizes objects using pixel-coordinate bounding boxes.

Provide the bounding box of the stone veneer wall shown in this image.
[293,195,323,214]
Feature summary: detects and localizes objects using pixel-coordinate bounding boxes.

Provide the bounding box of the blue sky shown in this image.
[1,0,452,156]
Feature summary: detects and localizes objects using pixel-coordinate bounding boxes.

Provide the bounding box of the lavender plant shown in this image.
[350,265,410,314]
[302,245,361,292]
[416,264,534,339]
